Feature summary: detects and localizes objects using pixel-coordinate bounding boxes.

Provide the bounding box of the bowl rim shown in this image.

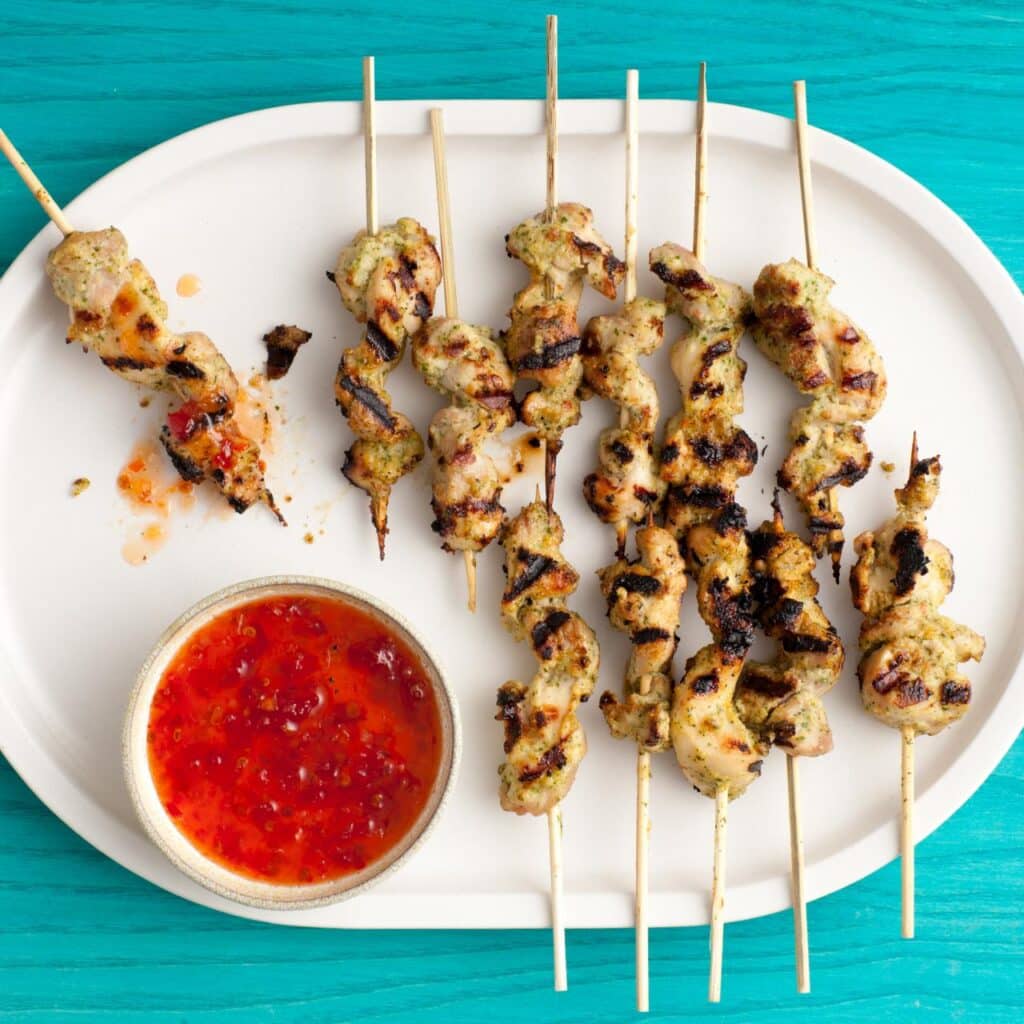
[122,574,462,911]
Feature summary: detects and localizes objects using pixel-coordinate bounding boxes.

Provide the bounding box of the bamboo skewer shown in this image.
[787,77,818,993]
[709,785,728,1003]
[363,56,379,237]
[692,63,708,263]
[613,67,653,1013]
[901,434,918,939]
[901,724,915,939]
[787,755,810,991]
[0,129,74,236]
[548,803,568,991]
[429,108,478,614]
[542,13,561,512]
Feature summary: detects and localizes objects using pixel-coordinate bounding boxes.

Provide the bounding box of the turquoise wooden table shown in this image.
[2,1,1022,1020]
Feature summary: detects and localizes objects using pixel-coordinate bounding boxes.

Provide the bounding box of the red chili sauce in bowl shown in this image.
[146,594,442,885]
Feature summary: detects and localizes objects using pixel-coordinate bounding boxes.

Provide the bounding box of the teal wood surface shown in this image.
[1,1,1022,1020]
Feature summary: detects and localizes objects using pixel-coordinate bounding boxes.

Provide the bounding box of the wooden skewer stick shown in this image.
[787,77,818,992]
[429,108,477,613]
[363,57,379,237]
[361,56,390,557]
[709,785,728,1003]
[542,13,561,513]
[613,67,653,1014]
[901,431,918,939]
[548,803,568,991]
[787,755,810,991]
[692,63,708,263]
[0,129,74,236]
[901,725,915,939]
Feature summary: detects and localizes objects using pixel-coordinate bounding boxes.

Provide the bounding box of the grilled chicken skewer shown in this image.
[851,436,984,938]
[504,16,625,512]
[414,109,516,611]
[331,58,442,558]
[47,228,283,520]
[581,74,667,559]
[494,493,600,991]
[751,83,886,582]
[584,70,673,1012]
[0,130,283,522]
[652,65,766,1004]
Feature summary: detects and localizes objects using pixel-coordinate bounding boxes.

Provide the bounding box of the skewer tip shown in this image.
[544,439,561,512]
[910,430,919,468]
[371,492,389,560]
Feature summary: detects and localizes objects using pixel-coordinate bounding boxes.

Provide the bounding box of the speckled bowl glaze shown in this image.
[123,575,460,911]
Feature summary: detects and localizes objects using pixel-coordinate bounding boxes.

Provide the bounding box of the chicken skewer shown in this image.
[851,435,984,938]
[751,83,886,582]
[495,494,600,991]
[735,495,845,990]
[584,69,672,1012]
[581,72,668,557]
[331,57,442,558]
[503,15,625,512]
[413,109,516,611]
[0,130,284,523]
[648,66,762,1002]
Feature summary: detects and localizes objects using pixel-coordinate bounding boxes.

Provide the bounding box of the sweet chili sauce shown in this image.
[147,593,442,884]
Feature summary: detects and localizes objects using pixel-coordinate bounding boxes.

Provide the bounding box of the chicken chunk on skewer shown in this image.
[649,244,758,544]
[736,497,845,756]
[412,317,516,554]
[46,228,282,520]
[851,441,984,735]
[672,504,767,800]
[598,524,686,751]
[332,218,442,557]
[495,500,600,816]
[582,296,668,552]
[753,259,886,579]
[504,202,625,503]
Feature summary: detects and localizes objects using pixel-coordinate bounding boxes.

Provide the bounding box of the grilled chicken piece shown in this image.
[332,218,441,557]
[494,500,599,815]
[263,324,311,380]
[598,525,686,751]
[672,504,767,799]
[412,317,516,553]
[851,445,984,735]
[736,499,845,756]
[649,244,758,543]
[582,296,668,547]
[46,228,281,520]
[504,202,625,447]
[752,259,887,579]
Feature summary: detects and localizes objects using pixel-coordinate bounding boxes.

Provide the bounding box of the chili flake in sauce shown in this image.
[147,594,441,884]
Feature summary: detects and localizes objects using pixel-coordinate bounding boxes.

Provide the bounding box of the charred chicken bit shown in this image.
[851,444,984,735]
[598,524,686,751]
[736,498,845,756]
[495,499,600,816]
[582,296,668,551]
[46,228,282,520]
[504,202,625,496]
[752,259,886,579]
[671,504,767,799]
[412,317,516,554]
[649,244,758,545]
[332,218,442,557]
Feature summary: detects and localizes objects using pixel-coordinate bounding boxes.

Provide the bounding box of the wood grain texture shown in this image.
[1,0,1023,1020]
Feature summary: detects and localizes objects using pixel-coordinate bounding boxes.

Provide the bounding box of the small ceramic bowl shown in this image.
[123,575,460,911]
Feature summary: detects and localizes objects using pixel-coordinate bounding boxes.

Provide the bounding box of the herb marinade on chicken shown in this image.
[752,259,886,580]
[494,500,600,816]
[332,218,442,557]
[850,443,984,735]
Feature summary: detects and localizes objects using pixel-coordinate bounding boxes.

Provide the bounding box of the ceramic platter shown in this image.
[0,99,1022,928]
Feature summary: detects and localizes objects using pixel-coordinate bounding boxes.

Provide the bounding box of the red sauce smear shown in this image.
[147,594,442,884]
